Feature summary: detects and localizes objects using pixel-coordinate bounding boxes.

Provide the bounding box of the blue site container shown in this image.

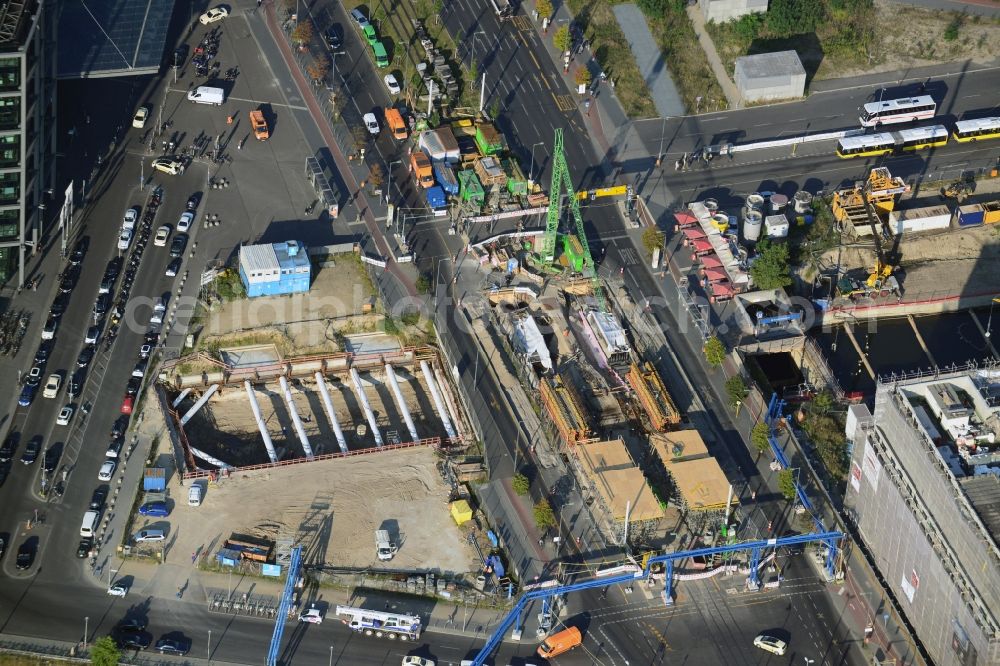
[958,204,984,227]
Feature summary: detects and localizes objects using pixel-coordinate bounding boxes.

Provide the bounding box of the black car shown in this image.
[115,631,152,651]
[0,536,5,559]
[33,342,52,365]
[93,294,109,316]
[59,267,79,293]
[68,370,84,397]
[186,193,199,211]
[169,234,188,258]
[155,637,190,656]
[0,434,17,462]
[20,437,40,465]
[0,462,9,487]
[77,346,95,367]
[105,256,123,280]
[105,437,124,457]
[125,376,142,397]
[15,540,34,569]
[324,26,343,50]
[49,293,69,318]
[117,618,148,633]
[42,447,60,474]
[144,326,161,345]
[90,485,108,510]
[111,415,129,439]
[69,238,88,265]
[77,537,93,558]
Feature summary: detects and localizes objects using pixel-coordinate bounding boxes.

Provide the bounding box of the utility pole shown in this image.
[656,116,666,167]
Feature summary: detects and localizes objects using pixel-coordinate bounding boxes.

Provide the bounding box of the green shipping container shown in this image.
[474,124,503,156]
[458,170,485,204]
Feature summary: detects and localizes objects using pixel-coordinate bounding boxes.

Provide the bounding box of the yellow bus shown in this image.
[953,117,1000,142]
[836,125,948,158]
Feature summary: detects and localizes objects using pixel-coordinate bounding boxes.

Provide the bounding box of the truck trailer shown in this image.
[334,605,422,640]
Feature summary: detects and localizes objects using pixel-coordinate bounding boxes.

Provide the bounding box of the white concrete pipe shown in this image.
[315,372,348,453]
[244,380,278,463]
[180,384,219,426]
[171,387,192,408]
[350,368,383,447]
[279,375,315,458]
[421,360,456,439]
[385,365,418,442]
[189,446,232,469]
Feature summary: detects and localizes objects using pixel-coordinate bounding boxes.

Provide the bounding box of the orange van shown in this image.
[536,626,582,658]
[384,108,408,141]
[410,150,434,188]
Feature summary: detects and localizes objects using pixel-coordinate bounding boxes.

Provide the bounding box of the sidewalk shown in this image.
[612,4,685,118]
[685,3,741,109]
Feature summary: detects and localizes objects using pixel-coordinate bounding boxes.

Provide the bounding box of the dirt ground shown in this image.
[181,366,443,465]
[153,446,476,574]
[824,1,1000,79]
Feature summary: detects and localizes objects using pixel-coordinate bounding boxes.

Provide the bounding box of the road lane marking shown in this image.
[553,94,576,112]
[511,15,532,30]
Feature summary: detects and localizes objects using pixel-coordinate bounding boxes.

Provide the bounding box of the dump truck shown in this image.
[433,161,459,195]
[425,185,447,214]
[250,110,269,140]
[410,150,435,188]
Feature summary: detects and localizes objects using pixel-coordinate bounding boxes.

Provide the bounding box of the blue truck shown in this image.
[425,185,447,215]
[432,161,459,195]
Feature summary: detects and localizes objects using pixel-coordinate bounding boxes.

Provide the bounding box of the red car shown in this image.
[120,395,134,415]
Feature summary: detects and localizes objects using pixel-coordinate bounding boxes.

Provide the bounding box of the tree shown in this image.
[307,55,330,84]
[641,227,664,255]
[574,67,592,87]
[283,0,297,16]
[90,636,121,666]
[749,240,792,291]
[533,499,557,530]
[292,21,314,47]
[369,163,385,189]
[703,336,726,367]
[351,125,369,152]
[512,473,530,495]
[415,272,433,294]
[751,422,770,457]
[468,59,478,83]
[811,391,834,416]
[725,375,748,408]
[553,25,571,52]
[536,0,553,20]
[777,468,796,502]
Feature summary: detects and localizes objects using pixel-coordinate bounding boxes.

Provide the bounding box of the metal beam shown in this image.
[266,545,302,666]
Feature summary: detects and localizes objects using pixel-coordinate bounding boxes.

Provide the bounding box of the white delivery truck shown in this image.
[375,529,398,561]
[187,86,225,106]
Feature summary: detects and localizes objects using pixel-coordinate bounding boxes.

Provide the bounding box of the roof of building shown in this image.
[735,50,806,80]
[576,439,663,522]
[960,474,1000,541]
[511,312,552,371]
[662,457,736,511]
[650,430,709,462]
[57,0,174,78]
[240,241,310,276]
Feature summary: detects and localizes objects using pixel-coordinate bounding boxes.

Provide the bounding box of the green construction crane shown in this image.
[540,129,604,309]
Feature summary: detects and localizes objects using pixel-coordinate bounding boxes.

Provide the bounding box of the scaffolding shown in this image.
[626,362,681,430]
[831,166,909,235]
[539,375,590,445]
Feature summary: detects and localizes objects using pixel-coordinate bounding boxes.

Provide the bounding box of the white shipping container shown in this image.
[887,205,952,234]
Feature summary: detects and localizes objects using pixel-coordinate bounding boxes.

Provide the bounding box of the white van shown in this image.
[80,510,100,537]
[188,484,203,506]
[187,86,225,106]
[375,529,397,560]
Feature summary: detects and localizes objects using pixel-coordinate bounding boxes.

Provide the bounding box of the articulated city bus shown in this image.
[836,125,949,158]
[952,117,1000,142]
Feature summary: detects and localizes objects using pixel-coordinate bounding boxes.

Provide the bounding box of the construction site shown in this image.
[467,129,738,548]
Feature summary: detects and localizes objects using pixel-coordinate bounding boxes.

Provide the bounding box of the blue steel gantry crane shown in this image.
[266,545,303,666]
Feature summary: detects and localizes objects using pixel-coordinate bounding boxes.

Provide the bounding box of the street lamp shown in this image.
[469,30,486,69]
[329,646,334,666]
[529,141,544,189]
[803,658,815,666]
[207,629,212,664]
[84,616,89,649]
[385,160,402,206]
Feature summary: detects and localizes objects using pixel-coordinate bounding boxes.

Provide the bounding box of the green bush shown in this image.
[512,473,530,495]
[415,273,433,294]
[778,468,797,501]
[90,636,122,666]
[944,15,962,41]
[641,227,665,255]
[703,336,726,367]
[533,499,557,530]
[749,240,792,291]
[725,375,749,408]
[751,422,770,456]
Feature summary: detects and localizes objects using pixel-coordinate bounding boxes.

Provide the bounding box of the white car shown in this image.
[56,405,74,426]
[118,227,133,251]
[107,583,128,597]
[198,6,229,24]
[753,634,787,656]
[151,158,184,175]
[41,317,57,340]
[134,529,165,542]
[132,106,149,129]
[298,607,323,624]
[98,460,116,481]
[42,374,61,399]
[384,74,401,95]
[123,207,139,230]
[401,658,434,666]
[177,212,193,233]
[363,112,379,135]
[188,484,203,506]
[154,225,170,247]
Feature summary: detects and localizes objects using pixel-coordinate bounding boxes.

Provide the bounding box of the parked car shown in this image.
[50,293,69,317]
[18,382,37,407]
[139,502,169,517]
[77,537,94,558]
[115,631,151,650]
[125,377,142,397]
[132,359,148,377]
[134,529,165,542]
[77,346,95,367]
[139,343,152,359]
[105,437,124,458]
[42,373,61,399]
[132,106,149,129]
[15,540,34,570]
[85,326,100,345]
[33,343,52,365]
[384,73,401,95]
[299,607,323,624]
[363,112,379,135]
[154,225,170,246]
[69,238,88,265]
[93,294,110,316]
[151,158,184,175]
[41,317,57,340]
[0,434,18,462]
[350,7,370,28]
[198,6,229,24]
[99,275,115,294]
[165,257,182,277]
[59,267,79,293]
[56,405,74,426]
[123,207,139,230]
[169,234,188,258]
[90,486,108,510]
[188,484,203,506]
[98,460,116,481]
[186,193,199,211]
[121,395,134,415]
[108,583,129,598]
[68,370,84,398]
[20,437,40,464]
[155,637,190,656]
[43,447,60,474]
[118,227,133,251]
[177,212,193,233]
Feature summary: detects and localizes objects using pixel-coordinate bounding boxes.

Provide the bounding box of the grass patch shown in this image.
[646,1,725,113]
[564,0,657,118]
[704,0,878,84]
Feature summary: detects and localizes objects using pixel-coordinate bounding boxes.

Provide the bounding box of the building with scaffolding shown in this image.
[573,438,663,541]
[845,368,1000,666]
[626,362,681,431]
[0,0,56,286]
[539,375,590,446]
[649,430,736,514]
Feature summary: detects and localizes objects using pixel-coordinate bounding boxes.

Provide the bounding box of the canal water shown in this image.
[812,307,999,398]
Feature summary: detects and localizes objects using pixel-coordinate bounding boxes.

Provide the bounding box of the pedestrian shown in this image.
[257,0,262,6]
[191,551,197,563]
